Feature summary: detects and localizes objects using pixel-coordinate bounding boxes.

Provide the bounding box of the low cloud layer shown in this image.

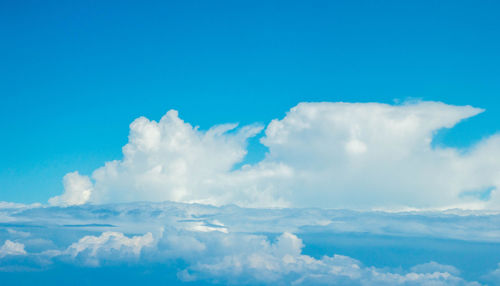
[1,202,500,285]
[49,101,500,209]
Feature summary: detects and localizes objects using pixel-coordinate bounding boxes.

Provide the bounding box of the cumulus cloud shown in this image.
[177,232,478,285]
[42,230,486,285]
[48,101,500,209]
[64,231,154,266]
[256,101,500,209]
[48,172,93,206]
[0,227,481,285]
[0,240,26,258]
[55,110,264,206]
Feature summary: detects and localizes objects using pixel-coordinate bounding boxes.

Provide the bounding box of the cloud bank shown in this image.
[49,101,500,209]
[2,202,499,285]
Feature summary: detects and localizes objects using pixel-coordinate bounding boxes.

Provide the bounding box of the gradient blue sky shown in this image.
[1,0,499,203]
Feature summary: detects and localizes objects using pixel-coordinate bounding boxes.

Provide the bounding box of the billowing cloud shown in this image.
[179,232,478,285]
[49,101,500,209]
[48,172,93,206]
[257,101,499,209]
[50,110,263,206]
[64,231,154,266]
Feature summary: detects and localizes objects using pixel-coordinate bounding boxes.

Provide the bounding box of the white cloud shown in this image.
[411,261,461,276]
[0,240,26,258]
[67,110,264,206]
[48,101,500,209]
[257,101,495,209]
[27,226,479,285]
[65,231,154,266]
[48,172,93,206]
[179,232,479,285]
[0,201,41,209]
[187,221,228,233]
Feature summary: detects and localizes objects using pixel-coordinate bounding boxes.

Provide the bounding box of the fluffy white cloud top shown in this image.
[258,101,499,209]
[52,110,264,206]
[49,101,500,209]
[179,232,479,285]
[64,231,154,266]
[48,172,93,206]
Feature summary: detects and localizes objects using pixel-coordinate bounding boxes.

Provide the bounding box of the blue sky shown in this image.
[1,0,500,204]
[3,2,500,285]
